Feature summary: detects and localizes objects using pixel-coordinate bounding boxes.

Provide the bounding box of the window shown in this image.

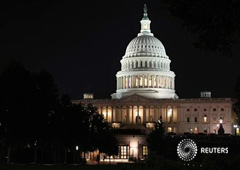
[194,117,197,122]
[203,115,207,122]
[112,123,120,129]
[194,127,198,133]
[142,146,148,158]
[187,117,190,122]
[204,109,207,111]
[213,108,216,111]
[187,109,190,111]
[221,108,224,111]
[119,146,129,159]
[194,108,197,111]
[167,127,172,133]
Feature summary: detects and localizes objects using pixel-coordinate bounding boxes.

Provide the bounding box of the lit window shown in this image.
[168,127,172,133]
[112,123,120,129]
[237,128,239,135]
[194,127,198,133]
[143,146,148,158]
[146,123,154,130]
[119,146,129,159]
[204,115,207,122]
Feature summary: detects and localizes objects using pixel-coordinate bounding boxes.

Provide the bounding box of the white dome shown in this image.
[125,35,167,58]
[111,4,178,100]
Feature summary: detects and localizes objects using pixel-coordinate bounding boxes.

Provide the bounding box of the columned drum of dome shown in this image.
[111,5,178,99]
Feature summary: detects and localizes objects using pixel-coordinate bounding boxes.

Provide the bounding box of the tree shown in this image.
[0,61,59,164]
[233,75,240,125]
[147,121,166,155]
[160,0,240,57]
[89,111,118,162]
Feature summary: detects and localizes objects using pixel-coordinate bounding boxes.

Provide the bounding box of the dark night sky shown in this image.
[1,0,240,99]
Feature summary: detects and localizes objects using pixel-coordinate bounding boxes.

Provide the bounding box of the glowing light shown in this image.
[203,115,207,122]
[76,146,78,151]
[167,109,172,117]
[219,118,223,124]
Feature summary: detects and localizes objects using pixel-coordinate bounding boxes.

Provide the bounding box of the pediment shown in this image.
[120,94,151,103]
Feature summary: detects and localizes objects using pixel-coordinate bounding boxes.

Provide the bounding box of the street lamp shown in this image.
[219,117,223,124]
[233,124,238,136]
[218,117,224,136]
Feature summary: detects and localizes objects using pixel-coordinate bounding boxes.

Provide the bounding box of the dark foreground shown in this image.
[0,164,143,170]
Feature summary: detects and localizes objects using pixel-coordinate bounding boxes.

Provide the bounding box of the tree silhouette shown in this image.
[160,0,240,57]
[147,121,166,155]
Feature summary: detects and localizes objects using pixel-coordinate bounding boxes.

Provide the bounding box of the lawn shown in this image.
[0,164,144,170]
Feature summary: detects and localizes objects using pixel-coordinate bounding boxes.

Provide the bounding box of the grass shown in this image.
[0,164,144,170]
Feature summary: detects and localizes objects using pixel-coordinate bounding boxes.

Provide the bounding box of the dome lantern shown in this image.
[139,4,153,36]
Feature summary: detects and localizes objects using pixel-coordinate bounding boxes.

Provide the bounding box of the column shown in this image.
[166,106,168,125]
[131,76,133,88]
[127,106,130,124]
[149,106,151,122]
[120,77,123,89]
[132,106,134,124]
[147,75,149,87]
[154,106,158,121]
[142,75,145,88]
[106,106,108,121]
[112,106,115,122]
[133,75,136,88]
[156,75,159,88]
[120,106,123,123]
[137,106,140,124]
[159,106,162,121]
[168,77,170,88]
[143,106,146,124]
[109,106,112,123]
[160,76,162,87]
[137,76,139,88]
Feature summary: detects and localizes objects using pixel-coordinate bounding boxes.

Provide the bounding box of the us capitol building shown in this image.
[73,5,238,161]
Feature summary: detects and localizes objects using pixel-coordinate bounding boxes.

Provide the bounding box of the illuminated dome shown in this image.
[111,4,178,99]
[124,35,167,58]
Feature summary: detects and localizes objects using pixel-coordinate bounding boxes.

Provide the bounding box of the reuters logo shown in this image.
[177,139,198,161]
